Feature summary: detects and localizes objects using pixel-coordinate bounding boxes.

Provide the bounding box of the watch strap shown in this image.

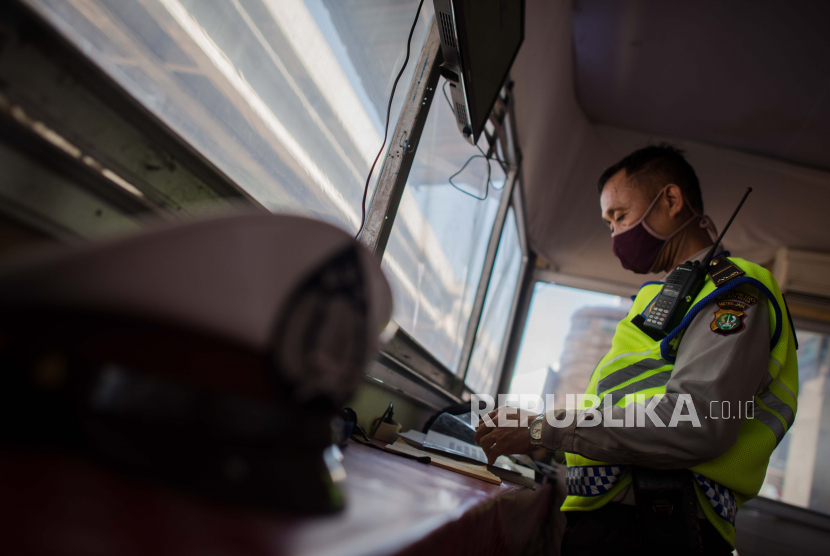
[529,414,544,447]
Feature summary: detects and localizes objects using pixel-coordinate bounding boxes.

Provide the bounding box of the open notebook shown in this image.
[385,438,502,485]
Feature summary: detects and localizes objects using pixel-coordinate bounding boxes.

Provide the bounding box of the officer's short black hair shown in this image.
[597,143,704,213]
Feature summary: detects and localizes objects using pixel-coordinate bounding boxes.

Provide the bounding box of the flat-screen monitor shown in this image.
[433,0,525,145]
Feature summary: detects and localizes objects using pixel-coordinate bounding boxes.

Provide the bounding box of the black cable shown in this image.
[441,80,508,168]
[449,154,491,201]
[441,81,507,198]
[479,142,508,168]
[476,144,505,191]
[355,0,425,240]
[442,79,453,115]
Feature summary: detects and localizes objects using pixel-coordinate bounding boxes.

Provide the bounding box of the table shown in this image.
[1,441,552,556]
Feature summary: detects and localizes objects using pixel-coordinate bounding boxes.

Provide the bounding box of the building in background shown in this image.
[539,365,558,399]
[553,306,629,398]
[761,331,830,514]
[509,283,631,400]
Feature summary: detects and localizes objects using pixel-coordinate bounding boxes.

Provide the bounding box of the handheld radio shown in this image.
[643,187,753,335]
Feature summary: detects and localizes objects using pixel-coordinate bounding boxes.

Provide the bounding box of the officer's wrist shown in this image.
[540,408,576,452]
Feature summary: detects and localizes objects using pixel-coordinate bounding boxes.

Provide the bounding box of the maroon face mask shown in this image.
[611,187,714,274]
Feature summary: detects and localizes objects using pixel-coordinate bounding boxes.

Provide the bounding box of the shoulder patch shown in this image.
[710,290,756,336]
[711,308,746,335]
[707,256,745,287]
[715,290,758,309]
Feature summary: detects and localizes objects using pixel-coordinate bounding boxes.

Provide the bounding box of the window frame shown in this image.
[0,5,530,406]
[0,1,258,223]
[362,23,530,400]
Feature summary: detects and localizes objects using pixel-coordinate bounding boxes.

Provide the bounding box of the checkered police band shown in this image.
[566,466,738,527]
[566,465,628,496]
[693,472,738,526]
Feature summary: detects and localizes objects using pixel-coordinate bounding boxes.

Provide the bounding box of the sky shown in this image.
[508,282,629,397]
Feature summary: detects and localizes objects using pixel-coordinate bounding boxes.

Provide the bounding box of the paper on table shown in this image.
[385,438,501,485]
[424,430,488,463]
[396,430,426,447]
[396,430,536,483]
[423,431,517,468]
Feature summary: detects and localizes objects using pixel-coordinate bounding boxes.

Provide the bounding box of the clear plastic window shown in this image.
[760,330,830,514]
[465,207,522,396]
[507,283,632,400]
[27,0,433,232]
[381,76,505,372]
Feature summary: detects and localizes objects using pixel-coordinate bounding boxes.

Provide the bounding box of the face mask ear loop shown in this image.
[641,187,702,241]
[646,211,699,241]
[698,214,719,244]
[612,186,668,238]
[649,193,713,244]
[681,198,718,243]
[644,194,707,273]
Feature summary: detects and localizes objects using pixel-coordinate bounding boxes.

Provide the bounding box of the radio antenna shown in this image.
[701,187,752,269]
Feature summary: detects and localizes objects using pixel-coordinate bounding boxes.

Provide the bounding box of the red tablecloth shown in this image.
[1,441,551,556]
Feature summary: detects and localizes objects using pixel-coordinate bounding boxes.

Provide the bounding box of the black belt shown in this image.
[632,467,704,555]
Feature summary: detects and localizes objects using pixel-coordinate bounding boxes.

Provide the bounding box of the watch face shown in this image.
[530,418,543,440]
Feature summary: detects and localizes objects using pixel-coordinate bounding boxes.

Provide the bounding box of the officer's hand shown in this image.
[473,406,536,465]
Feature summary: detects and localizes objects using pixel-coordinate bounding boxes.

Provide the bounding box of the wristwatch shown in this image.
[529,414,544,447]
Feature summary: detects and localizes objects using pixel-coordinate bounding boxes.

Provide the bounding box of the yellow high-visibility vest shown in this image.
[561,257,798,547]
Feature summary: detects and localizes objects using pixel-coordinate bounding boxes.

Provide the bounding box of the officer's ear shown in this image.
[664,184,685,219]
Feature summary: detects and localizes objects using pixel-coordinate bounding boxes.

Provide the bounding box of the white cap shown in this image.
[0,212,392,354]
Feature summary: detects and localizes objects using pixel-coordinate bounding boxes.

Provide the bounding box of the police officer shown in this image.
[474,144,798,555]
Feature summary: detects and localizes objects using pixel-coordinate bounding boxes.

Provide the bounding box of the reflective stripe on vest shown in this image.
[597,357,669,394]
[752,363,798,445]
